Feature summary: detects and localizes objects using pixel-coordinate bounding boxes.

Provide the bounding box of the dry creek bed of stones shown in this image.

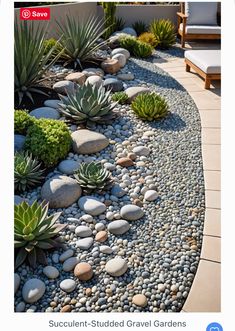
[14,55,205,313]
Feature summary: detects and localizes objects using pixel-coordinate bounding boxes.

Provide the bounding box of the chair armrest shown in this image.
[177,12,188,19]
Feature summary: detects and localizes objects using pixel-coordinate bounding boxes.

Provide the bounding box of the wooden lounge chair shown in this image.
[177,2,221,48]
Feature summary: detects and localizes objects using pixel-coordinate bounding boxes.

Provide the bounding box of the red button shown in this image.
[20,7,50,20]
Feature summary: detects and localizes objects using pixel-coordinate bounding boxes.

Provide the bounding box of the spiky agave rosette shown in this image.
[74,162,113,193]
[58,83,117,125]
[14,151,45,193]
[14,201,67,269]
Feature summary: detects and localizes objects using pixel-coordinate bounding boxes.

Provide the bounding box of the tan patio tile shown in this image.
[205,190,221,209]
[204,208,221,237]
[204,170,221,191]
[167,70,194,79]
[201,235,221,262]
[183,260,221,312]
[202,128,221,145]
[189,91,221,110]
[199,110,221,128]
[202,145,221,171]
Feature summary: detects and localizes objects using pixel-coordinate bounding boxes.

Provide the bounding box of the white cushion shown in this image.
[185,50,221,74]
[185,2,218,25]
[179,23,221,35]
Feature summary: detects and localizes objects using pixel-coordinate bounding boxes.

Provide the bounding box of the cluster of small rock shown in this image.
[14,31,205,313]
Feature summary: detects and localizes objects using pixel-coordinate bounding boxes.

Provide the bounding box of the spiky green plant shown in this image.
[114,17,125,31]
[14,151,45,193]
[111,92,128,104]
[133,41,153,58]
[15,21,63,104]
[14,109,35,135]
[131,92,169,121]
[150,19,176,49]
[101,2,117,39]
[132,20,148,36]
[59,83,117,125]
[43,38,64,59]
[57,15,107,68]
[119,35,137,53]
[14,201,67,269]
[138,32,158,48]
[74,162,112,193]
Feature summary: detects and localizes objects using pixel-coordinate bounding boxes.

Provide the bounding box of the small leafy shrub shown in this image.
[133,41,153,58]
[59,83,116,125]
[114,17,125,31]
[111,92,128,104]
[43,38,64,58]
[131,92,169,121]
[14,151,45,193]
[74,162,112,193]
[138,32,158,48]
[150,19,176,49]
[14,110,35,135]
[25,119,71,167]
[14,200,66,269]
[119,35,137,53]
[132,20,148,36]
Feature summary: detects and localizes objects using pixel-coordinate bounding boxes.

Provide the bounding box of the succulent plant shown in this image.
[138,32,158,48]
[74,162,112,193]
[14,151,45,193]
[59,83,117,125]
[43,38,64,59]
[150,19,176,49]
[133,41,153,58]
[111,92,128,104]
[14,200,66,269]
[14,109,35,135]
[131,92,169,121]
[132,20,148,36]
[119,35,137,53]
[114,17,125,31]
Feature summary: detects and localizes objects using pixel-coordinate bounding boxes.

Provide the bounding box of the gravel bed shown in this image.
[15,55,205,313]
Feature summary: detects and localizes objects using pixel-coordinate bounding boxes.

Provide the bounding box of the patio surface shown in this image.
[154,41,221,312]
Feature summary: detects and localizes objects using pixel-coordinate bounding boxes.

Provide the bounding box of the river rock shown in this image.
[78,196,106,216]
[125,86,150,103]
[42,266,59,279]
[60,279,76,293]
[144,190,158,201]
[74,262,93,281]
[132,294,148,307]
[100,245,113,254]
[111,184,126,197]
[71,129,109,154]
[41,175,82,208]
[14,134,26,152]
[95,231,108,242]
[75,225,92,237]
[105,258,128,276]
[44,99,61,109]
[76,237,94,250]
[14,273,20,294]
[86,75,103,87]
[29,107,60,120]
[111,48,130,60]
[22,279,46,303]
[121,27,137,37]
[101,58,121,74]
[62,257,79,272]
[53,80,75,94]
[116,157,134,167]
[82,68,104,77]
[103,78,123,92]
[117,73,134,81]
[120,204,144,220]
[133,146,150,156]
[58,160,80,175]
[112,53,126,67]
[59,249,74,262]
[14,195,25,205]
[65,72,86,85]
[108,220,130,235]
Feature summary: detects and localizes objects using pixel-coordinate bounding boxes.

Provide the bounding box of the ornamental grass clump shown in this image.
[132,41,153,58]
[14,151,45,193]
[111,92,128,104]
[138,32,158,48]
[14,109,35,135]
[15,21,63,104]
[57,15,107,68]
[59,83,116,125]
[74,162,112,193]
[14,200,66,269]
[150,19,176,49]
[25,119,71,168]
[119,35,137,53]
[132,20,148,36]
[131,92,169,121]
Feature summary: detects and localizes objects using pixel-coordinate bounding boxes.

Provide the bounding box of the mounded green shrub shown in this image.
[150,19,176,49]
[131,92,169,121]
[132,41,153,58]
[111,92,128,104]
[25,119,71,167]
[119,35,137,53]
[138,32,158,48]
[14,110,35,135]
[43,38,64,58]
